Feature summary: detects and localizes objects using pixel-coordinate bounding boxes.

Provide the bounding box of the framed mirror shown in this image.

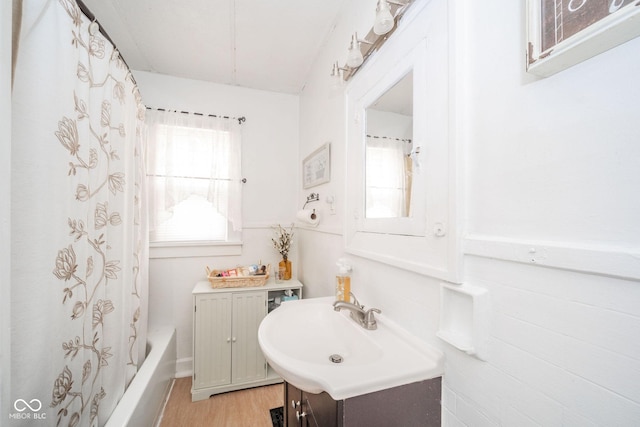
[348,39,428,238]
[345,36,459,282]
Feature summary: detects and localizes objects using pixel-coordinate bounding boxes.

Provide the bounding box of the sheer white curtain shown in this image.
[11,0,147,425]
[145,109,243,242]
[366,136,410,218]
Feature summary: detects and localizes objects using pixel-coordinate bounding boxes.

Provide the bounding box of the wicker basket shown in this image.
[206,265,270,289]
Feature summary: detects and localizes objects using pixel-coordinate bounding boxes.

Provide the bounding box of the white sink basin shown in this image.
[258,297,443,400]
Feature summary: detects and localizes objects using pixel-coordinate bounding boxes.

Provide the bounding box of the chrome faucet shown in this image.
[349,292,363,309]
[333,293,381,330]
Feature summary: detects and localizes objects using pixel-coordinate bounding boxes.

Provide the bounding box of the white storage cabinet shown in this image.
[191,279,303,401]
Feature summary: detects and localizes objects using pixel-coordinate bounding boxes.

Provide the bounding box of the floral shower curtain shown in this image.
[11,0,148,425]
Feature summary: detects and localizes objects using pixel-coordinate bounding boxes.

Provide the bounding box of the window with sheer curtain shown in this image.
[365,136,412,218]
[146,109,243,243]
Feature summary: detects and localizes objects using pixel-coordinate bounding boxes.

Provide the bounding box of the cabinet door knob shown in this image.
[232,337,237,342]
[291,400,300,409]
[226,337,231,343]
[296,411,307,420]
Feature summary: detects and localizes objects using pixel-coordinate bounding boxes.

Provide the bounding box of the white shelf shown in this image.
[437,283,488,360]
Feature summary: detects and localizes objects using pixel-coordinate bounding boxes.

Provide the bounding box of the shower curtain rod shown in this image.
[146,107,247,125]
[76,0,137,85]
[73,1,245,125]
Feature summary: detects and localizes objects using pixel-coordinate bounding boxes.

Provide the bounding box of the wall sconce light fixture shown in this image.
[331,0,414,83]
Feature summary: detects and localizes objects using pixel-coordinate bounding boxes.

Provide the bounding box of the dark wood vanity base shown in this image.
[284,377,442,427]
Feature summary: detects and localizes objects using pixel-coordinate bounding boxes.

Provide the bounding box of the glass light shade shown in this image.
[346,36,364,68]
[330,62,344,90]
[374,0,394,35]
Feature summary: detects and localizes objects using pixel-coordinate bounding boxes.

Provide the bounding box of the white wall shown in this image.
[449,0,640,425]
[134,71,300,375]
[298,0,640,426]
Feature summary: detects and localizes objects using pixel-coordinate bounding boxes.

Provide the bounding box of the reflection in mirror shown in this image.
[365,71,414,219]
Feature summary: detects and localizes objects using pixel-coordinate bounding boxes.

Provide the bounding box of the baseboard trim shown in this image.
[175,357,192,379]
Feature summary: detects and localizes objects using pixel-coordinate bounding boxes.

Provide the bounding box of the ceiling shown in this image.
[82,0,344,94]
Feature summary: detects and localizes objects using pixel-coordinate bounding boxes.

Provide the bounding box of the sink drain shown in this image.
[329,354,343,364]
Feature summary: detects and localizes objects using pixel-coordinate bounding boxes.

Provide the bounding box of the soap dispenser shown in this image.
[335,258,352,302]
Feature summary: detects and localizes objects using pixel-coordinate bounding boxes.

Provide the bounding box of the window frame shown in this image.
[146,112,243,257]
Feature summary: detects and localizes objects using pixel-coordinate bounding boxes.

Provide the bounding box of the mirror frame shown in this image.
[345,36,460,282]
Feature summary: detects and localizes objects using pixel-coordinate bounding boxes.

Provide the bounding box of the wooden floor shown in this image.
[159,377,284,427]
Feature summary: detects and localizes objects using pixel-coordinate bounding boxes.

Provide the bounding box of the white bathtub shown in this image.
[105,328,176,427]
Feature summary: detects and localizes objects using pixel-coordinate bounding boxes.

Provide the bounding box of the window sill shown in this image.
[149,241,243,259]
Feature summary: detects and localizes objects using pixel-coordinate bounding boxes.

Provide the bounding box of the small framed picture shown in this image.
[526,0,640,77]
[303,143,331,189]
